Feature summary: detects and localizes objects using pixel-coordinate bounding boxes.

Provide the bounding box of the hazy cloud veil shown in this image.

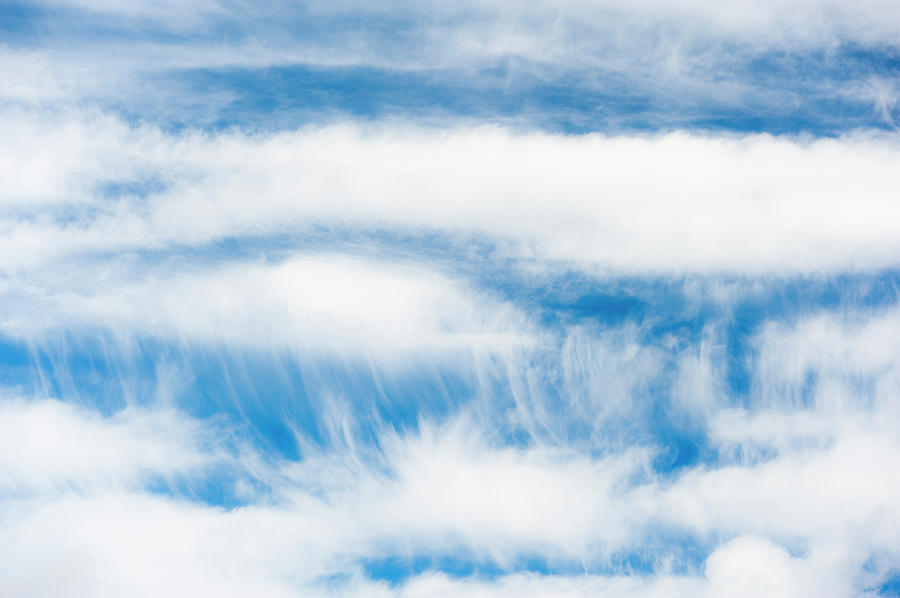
[2,1,900,596]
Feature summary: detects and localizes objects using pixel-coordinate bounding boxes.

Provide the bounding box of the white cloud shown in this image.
[4,1,899,595]
[3,1,897,127]
[3,412,898,596]
[702,535,839,598]
[0,253,532,363]
[0,399,219,495]
[2,113,899,273]
[752,307,900,412]
[2,389,899,596]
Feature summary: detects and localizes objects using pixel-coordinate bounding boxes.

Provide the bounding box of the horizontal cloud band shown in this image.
[3,113,900,273]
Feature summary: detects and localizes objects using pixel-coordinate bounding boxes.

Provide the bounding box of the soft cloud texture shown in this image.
[2,112,899,273]
[3,0,900,596]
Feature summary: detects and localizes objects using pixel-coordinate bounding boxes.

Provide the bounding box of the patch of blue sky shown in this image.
[12,331,163,415]
[0,1,45,43]
[98,178,169,200]
[142,466,268,510]
[857,557,900,597]
[0,323,691,461]
[648,408,710,475]
[882,573,900,597]
[359,531,713,586]
[360,553,508,586]
[9,330,486,458]
[125,52,898,134]
[0,1,236,46]
[0,1,426,46]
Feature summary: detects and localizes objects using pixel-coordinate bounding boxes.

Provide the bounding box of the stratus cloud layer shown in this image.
[2,112,900,272]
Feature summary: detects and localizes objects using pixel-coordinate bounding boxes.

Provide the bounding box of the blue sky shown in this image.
[2,1,900,597]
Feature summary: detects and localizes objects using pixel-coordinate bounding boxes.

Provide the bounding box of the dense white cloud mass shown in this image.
[1,112,899,272]
[3,0,900,596]
[0,399,218,494]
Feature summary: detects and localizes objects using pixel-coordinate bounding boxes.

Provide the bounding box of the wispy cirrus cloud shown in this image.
[3,0,899,130]
[4,1,900,596]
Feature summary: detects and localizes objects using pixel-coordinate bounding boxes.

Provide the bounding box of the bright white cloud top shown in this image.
[1,1,900,597]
